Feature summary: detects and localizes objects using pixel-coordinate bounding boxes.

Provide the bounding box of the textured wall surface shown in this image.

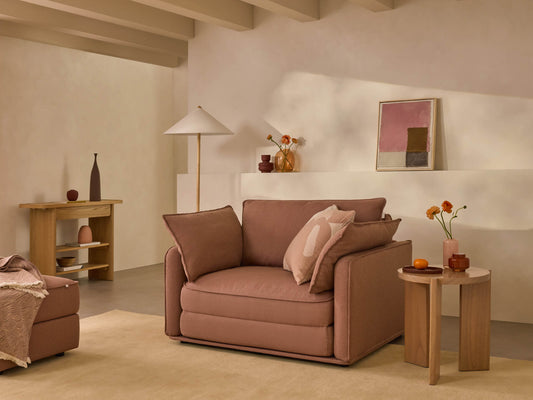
[0,36,187,271]
[183,0,533,322]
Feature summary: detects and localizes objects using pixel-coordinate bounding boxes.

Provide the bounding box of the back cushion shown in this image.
[163,205,242,281]
[242,198,386,267]
[309,218,401,294]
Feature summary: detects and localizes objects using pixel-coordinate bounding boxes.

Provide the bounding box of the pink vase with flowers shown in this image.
[426,201,467,268]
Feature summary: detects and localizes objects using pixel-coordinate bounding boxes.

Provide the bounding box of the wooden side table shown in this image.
[397,266,491,385]
[19,200,122,280]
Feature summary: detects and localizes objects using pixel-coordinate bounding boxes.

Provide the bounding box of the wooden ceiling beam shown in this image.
[19,0,194,40]
[0,20,180,67]
[132,0,254,31]
[348,0,394,12]
[241,0,319,22]
[0,0,187,56]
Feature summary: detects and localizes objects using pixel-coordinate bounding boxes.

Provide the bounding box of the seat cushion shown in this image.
[181,266,333,327]
[34,276,79,323]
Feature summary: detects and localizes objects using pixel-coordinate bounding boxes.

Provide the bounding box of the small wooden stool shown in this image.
[398,266,491,385]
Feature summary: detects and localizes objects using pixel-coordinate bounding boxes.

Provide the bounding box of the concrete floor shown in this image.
[75,264,533,362]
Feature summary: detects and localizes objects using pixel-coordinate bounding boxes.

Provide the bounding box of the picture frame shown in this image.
[376,98,437,171]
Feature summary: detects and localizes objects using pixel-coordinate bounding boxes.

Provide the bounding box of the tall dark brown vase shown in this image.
[90,153,101,201]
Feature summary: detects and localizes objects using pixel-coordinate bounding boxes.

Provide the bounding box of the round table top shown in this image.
[397,266,491,285]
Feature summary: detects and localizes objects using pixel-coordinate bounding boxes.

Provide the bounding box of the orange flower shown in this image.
[426,201,467,239]
[426,206,440,220]
[441,201,453,213]
[266,134,272,140]
[281,135,291,145]
[291,138,298,144]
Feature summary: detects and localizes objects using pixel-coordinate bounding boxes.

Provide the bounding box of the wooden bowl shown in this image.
[402,266,443,274]
[57,256,76,268]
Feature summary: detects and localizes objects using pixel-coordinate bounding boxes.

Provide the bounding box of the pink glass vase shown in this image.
[443,238,459,267]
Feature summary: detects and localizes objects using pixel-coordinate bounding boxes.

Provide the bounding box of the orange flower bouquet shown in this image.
[266,134,299,172]
[426,201,466,239]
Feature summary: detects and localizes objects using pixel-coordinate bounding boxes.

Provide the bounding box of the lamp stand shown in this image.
[196,133,201,212]
[164,106,232,213]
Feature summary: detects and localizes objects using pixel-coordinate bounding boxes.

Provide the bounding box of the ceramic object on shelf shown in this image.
[258,154,274,173]
[90,153,101,201]
[448,253,470,272]
[443,238,458,267]
[274,149,295,172]
[66,189,79,201]
[78,225,93,244]
[57,256,76,268]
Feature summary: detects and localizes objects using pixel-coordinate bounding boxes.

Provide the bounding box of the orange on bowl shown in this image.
[413,258,429,270]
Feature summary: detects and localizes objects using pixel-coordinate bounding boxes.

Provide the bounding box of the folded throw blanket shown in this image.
[0,255,48,368]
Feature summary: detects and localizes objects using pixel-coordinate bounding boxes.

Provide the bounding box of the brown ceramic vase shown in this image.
[448,253,470,272]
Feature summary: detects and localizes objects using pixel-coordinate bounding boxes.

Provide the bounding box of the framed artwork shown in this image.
[376,98,437,171]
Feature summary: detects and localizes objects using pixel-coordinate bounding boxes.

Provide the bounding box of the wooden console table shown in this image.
[397,266,491,385]
[19,200,122,280]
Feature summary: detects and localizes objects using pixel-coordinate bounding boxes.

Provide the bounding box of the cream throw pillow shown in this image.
[283,205,355,285]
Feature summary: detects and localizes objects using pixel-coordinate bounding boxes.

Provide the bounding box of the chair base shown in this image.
[175,336,349,365]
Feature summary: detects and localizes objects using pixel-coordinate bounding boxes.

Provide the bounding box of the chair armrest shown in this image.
[333,240,412,364]
[165,246,187,337]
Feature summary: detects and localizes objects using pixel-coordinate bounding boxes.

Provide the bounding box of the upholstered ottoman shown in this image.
[0,275,80,373]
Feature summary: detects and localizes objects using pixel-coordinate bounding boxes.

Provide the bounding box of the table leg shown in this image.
[404,282,429,367]
[29,209,56,276]
[459,278,491,371]
[88,207,114,281]
[429,279,442,385]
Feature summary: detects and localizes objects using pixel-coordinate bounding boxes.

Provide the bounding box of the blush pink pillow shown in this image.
[309,218,401,294]
[283,205,355,285]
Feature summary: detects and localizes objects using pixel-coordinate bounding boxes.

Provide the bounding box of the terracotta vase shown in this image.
[449,253,470,272]
[90,153,101,201]
[443,238,459,267]
[78,225,93,244]
[274,149,295,172]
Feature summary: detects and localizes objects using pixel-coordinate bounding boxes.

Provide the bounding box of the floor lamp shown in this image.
[164,106,233,212]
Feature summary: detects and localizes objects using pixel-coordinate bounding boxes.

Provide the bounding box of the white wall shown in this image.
[183,0,533,323]
[0,36,188,271]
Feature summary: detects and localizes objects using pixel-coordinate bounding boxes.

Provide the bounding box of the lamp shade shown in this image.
[164,106,232,136]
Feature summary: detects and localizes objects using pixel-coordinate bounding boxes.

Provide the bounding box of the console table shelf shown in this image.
[19,199,122,280]
[55,263,110,276]
[56,243,110,252]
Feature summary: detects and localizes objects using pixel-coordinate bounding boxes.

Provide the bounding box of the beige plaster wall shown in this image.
[0,36,187,271]
[184,0,533,322]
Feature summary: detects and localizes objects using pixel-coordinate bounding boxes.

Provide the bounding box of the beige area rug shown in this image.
[1,310,532,399]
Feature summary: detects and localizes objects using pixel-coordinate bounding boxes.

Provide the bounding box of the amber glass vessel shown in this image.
[274,149,295,172]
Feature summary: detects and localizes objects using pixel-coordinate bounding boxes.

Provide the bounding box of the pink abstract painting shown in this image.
[376,98,436,171]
